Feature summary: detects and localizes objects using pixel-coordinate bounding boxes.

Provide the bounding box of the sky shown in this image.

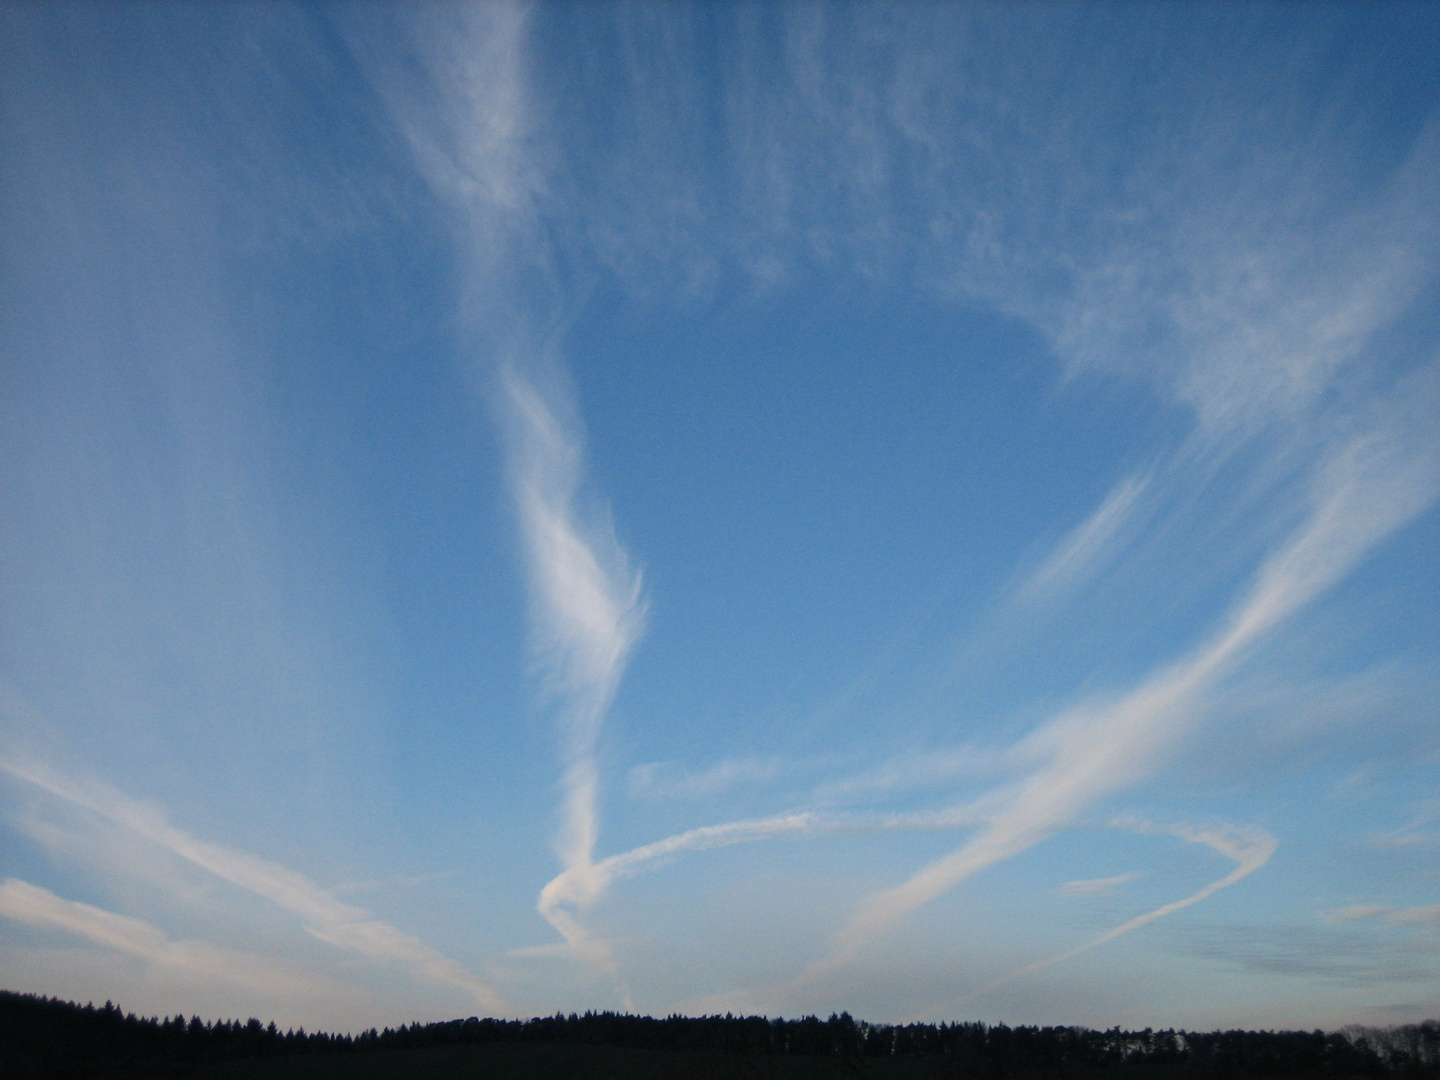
[1,1,1438,1034]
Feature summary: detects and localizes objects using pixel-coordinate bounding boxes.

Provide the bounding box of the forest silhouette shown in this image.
[3,990,1439,1079]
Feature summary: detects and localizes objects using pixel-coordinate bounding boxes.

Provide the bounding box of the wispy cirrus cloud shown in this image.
[1016,471,1153,606]
[501,367,646,964]
[0,756,509,1012]
[1368,796,1440,850]
[654,811,1278,1019]
[517,366,1437,1003]
[792,390,1439,986]
[371,8,1440,1016]
[346,4,538,224]
[1058,872,1142,899]
[628,757,781,801]
[358,8,648,970]
[810,745,1013,806]
[0,878,338,1001]
[529,803,1010,960]
[1,3,1434,1026]
[963,822,1276,1002]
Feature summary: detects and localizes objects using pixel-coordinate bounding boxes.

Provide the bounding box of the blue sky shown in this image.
[2,2,1438,1032]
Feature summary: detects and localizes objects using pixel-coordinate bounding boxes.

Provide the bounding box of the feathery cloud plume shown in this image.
[965,822,1276,1000]
[797,394,1439,984]
[1017,471,1152,605]
[0,878,336,1000]
[501,366,645,962]
[354,6,647,966]
[358,9,651,977]
[356,7,1440,1008]
[529,802,1010,958]
[628,757,782,801]
[1058,872,1142,899]
[0,756,508,1012]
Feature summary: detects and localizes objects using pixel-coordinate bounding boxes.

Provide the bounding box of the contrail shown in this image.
[530,804,999,955]
[0,877,342,1001]
[1015,470,1153,605]
[501,366,645,961]
[355,7,647,966]
[793,406,1440,988]
[0,755,510,1012]
[956,821,1276,1004]
[523,372,1437,988]
[354,5,1440,1002]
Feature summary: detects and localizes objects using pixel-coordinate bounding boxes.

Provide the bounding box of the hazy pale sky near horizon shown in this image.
[2,2,1438,1033]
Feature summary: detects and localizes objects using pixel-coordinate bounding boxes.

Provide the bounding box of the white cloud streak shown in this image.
[502,366,646,963]
[1058,872,1142,899]
[965,822,1276,1000]
[797,393,1440,983]
[348,4,538,222]
[354,6,649,969]
[0,756,509,1012]
[628,757,781,801]
[531,802,1007,959]
[1017,471,1152,605]
[527,385,1435,986]
[602,803,1006,881]
[811,745,1013,806]
[530,811,826,961]
[357,8,1440,1009]
[0,878,337,1000]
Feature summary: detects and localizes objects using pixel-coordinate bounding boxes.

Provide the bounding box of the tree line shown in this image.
[3,989,1437,1078]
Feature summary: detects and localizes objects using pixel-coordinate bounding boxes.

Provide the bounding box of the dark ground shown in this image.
[195,1041,940,1079]
[5,990,1436,1080]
